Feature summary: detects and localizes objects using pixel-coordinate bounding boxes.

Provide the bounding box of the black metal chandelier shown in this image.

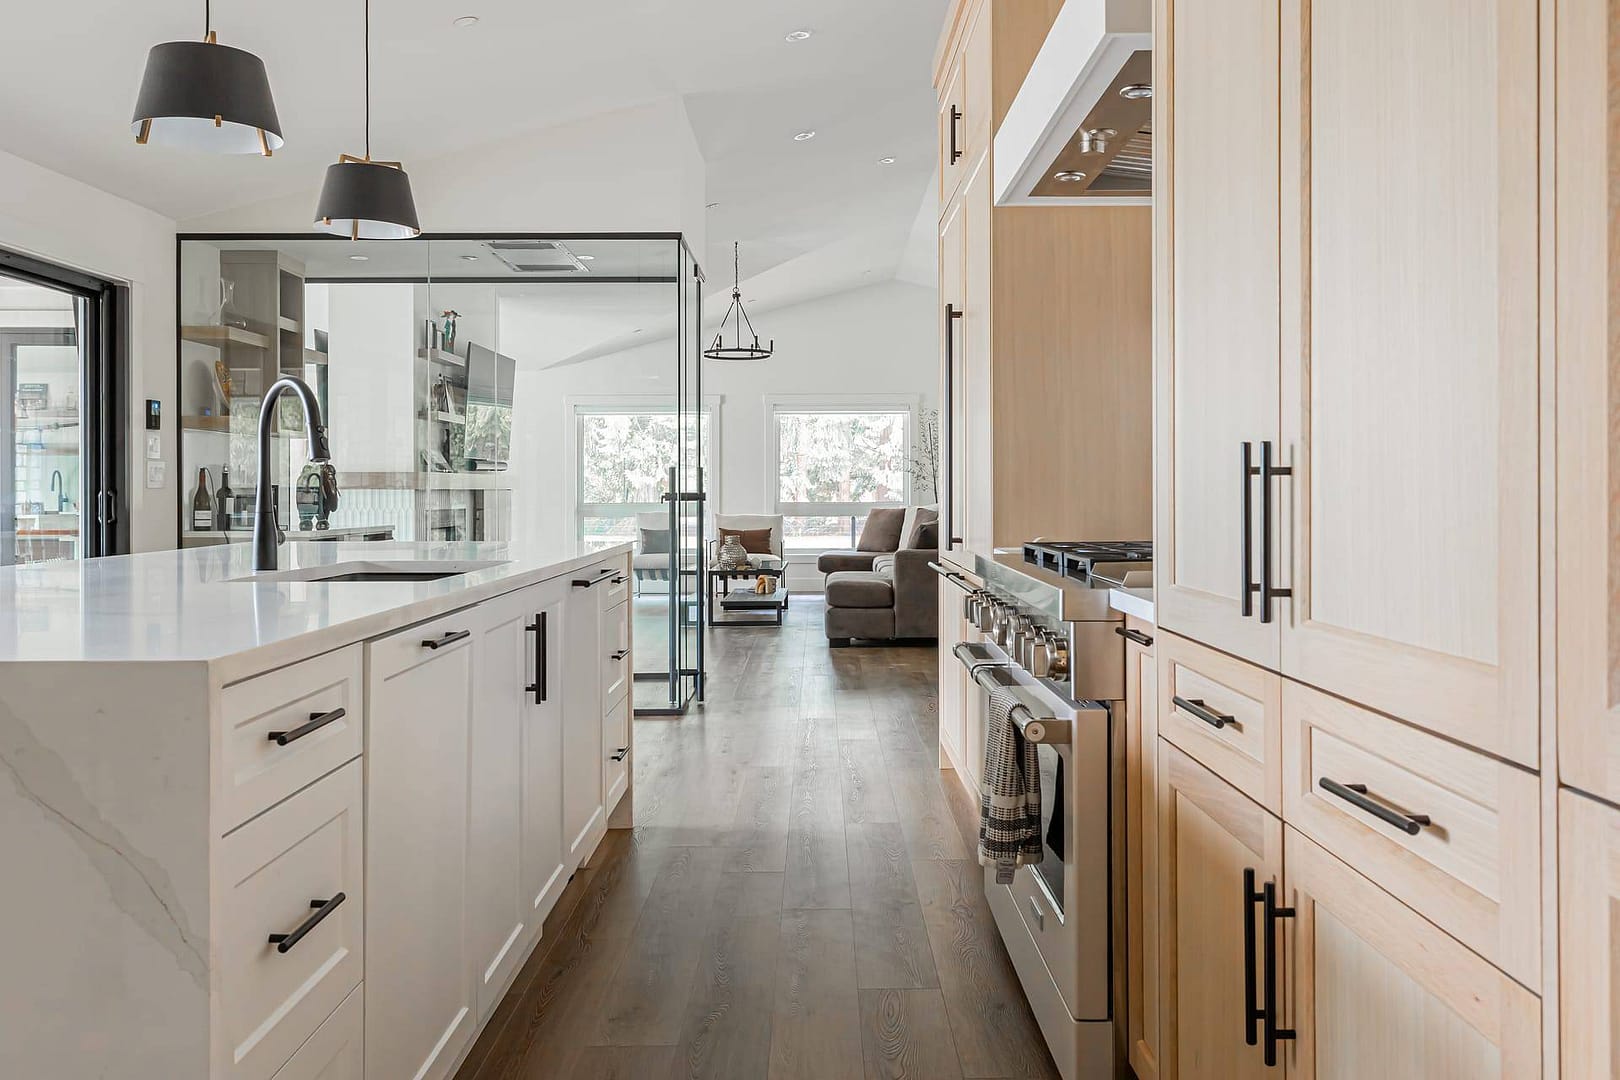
[704,242,773,362]
[313,0,421,239]
[131,0,283,156]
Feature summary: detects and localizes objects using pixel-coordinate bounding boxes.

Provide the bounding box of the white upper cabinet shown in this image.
[1276,0,1540,765]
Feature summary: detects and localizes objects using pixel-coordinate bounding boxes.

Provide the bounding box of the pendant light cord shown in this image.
[364,0,371,159]
[203,0,211,37]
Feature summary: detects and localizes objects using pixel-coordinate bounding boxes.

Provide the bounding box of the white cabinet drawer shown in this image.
[599,560,630,611]
[219,645,363,833]
[604,695,630,813]
[1282,680,1540,989]
[217,760,364,1080]
[271,984,362,1080]
[601,601,629,708]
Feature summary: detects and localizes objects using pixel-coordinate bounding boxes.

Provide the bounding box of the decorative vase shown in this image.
[717,535,750,570]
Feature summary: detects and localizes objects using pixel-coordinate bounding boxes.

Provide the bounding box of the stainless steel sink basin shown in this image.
[231,559,508,584]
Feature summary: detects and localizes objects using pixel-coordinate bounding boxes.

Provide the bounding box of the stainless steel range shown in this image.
[933,541,1149,1080]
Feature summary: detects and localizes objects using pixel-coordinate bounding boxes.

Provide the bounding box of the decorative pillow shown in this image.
[906,507,939,549]
[719,526,773,555]
[910,521,939,551]
[639,527,670,554]
[856,507,906,552]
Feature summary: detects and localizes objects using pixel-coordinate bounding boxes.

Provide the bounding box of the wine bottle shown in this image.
[215,468,233,531]
[191,468,213,531]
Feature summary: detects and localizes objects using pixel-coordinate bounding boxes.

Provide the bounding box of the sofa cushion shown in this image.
[856,507,906,552]
[906,508,939,549]
[639,526,670,554]
[817,550,879,574]
[825,570,894,609]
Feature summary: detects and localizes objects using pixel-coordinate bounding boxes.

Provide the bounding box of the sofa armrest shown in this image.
[817,549,880,574]
[890,549,941,639]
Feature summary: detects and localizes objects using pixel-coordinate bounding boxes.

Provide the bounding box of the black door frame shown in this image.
[0,247,130,559]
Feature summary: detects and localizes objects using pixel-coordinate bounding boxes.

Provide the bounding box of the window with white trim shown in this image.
[575,404,711,550]
[770,402,911,552]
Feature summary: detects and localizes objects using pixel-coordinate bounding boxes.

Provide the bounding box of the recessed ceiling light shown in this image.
[785,29,813,41]
[453,15,480,28]
[1054,170,1087,182]
[878,156,896,165]
[460,254,479,262]
[1119,83,1153,100]
[349,254,369,261]
[793,130,817,141]
[578,254,596,261]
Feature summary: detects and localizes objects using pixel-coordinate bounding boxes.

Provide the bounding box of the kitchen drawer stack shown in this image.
[1148,0,1617,1074]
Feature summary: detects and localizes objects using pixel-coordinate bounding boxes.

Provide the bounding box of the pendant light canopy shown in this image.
[314,0,420,239]
[704,242,774,362]
[131,2,282,156]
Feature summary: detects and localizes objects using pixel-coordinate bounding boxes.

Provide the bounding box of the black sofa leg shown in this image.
[827,637,852,648]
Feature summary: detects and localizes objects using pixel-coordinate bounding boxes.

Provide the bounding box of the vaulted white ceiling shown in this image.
[0,0,947,307]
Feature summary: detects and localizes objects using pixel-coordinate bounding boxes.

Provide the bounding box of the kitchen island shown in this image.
[0,540,635,1080]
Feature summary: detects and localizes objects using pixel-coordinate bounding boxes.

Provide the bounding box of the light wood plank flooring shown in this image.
[456,597,1059,1080]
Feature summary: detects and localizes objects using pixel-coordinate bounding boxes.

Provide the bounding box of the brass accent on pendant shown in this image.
[135,118,152,145]
[214,115,223,127]
[205,30,217,44]
[337,152,404,170]
[258,128,272,157]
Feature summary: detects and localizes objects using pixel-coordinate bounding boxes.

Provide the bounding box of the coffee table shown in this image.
[709,567,789,627]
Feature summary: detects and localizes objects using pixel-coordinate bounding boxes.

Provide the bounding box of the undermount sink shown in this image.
[231,559,508,584]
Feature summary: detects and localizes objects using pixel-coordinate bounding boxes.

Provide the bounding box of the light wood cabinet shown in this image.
[1275,0,1541,768]
[939,177,968,560]
[1158,631,1282,814]
[1123,618,1159,1080]
[1558,789,1620,1076]
[1151,0,1282,670]
[936,576,970,777]
[365,613,479,1080]
[1156,740,1281,1080]
[1283,827,1541,1078]
[1553,0,1620,804]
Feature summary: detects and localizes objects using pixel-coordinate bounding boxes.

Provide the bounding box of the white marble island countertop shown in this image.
[0,539,633,682]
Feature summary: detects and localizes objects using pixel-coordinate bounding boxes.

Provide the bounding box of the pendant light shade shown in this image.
[313,0,420,239]
[132,21,282,156]
[314,157,420,240]
[704,242,774,362]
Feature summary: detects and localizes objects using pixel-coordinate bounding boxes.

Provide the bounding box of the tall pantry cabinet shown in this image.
[1154,0,1556,1073]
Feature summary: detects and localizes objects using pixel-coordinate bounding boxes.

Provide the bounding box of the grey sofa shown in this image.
[824,547,939,646]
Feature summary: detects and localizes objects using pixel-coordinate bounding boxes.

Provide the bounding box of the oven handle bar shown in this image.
[928,561,977,593]
[966,662,1073,745]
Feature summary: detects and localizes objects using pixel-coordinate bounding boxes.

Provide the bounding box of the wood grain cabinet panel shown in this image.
[1156,740,1282,1080]
[1124,619,1160,1080]
[1558,789,1620,1077]
[1276,0,1540,766]
[1281,680,1540,990]
[1158,631,1282,814]
[1283,828,1541,1079]
[1554,0,1620,804]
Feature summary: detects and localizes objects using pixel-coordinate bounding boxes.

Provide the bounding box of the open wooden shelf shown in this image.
[181,325,271,350]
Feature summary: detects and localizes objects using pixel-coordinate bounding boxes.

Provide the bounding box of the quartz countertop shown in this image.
[0,540,632,677]
[1108,586,1155,623]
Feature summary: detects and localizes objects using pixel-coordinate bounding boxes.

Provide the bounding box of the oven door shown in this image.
[961,639,1113,1025]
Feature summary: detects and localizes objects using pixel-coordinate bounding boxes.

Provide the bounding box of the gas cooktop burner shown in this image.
[1022,539,1153,584]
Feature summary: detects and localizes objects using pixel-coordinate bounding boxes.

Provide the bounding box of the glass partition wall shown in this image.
[176,234,705,713]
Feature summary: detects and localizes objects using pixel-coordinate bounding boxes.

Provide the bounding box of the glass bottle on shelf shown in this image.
[216,468,234,531]
[191,468,214,532]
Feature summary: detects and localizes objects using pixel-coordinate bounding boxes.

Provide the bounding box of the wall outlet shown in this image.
[145,433,162,460]
[145,461,166,489]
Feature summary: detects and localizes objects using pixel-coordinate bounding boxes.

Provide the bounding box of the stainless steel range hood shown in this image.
[994,0,1152,207]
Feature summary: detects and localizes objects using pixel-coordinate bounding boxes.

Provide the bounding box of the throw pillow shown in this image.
[910,520,939,551]
[719,526,773,555]
[638,527,670,554]
[856,507,906,552]
[906,507,939,549]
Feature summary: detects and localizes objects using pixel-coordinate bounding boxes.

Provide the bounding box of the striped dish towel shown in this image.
[978,685,1043,884]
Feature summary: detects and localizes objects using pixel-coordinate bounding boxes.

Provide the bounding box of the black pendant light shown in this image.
[131,0,283,156]
[704,242,774,362]
[313,0,421,239]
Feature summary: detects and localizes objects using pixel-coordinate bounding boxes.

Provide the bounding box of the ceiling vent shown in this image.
[484,240,589,274]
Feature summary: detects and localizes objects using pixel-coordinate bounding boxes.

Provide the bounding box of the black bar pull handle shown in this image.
[422,630,470,650]
[610,575,626,585]
[1243,868,1264,1046]
[1242,442,1258,617]
[1262,881,1296,1066]
[268,892,346,954]
[942,303,965,550]
[572,571,612,588]
[610,747,630,762]
[610,648,630,661]
[949,105,964,163]
[1318,778,1432,836]
[267,707,345,747]
[1259,440,1292,624]
[1115,625,1155,647]
[1172,695,1234,730]
[525,612,547,704]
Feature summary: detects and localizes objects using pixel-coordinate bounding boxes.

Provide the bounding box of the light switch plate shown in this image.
[145,433,162,460]
[145,461,166,489]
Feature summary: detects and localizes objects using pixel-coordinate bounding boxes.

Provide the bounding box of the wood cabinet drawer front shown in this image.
[601,601,630,708]
[218,760,364,1080]
[599,561,630,611]
[1158,632,1281,813]
[219,646,363,833]
[1281,681,1539,989]
[271,984,362,1080]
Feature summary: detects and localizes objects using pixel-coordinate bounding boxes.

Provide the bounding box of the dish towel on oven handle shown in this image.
[978,685,1043,883]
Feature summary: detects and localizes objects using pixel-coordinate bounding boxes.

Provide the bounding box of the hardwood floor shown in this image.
[456,597,1059,1080]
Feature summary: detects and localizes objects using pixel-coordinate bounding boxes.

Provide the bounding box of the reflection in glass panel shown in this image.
[3,276,83,565]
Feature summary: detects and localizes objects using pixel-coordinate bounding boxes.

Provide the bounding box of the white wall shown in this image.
[500,280,939,586]
[0,147,177,552]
